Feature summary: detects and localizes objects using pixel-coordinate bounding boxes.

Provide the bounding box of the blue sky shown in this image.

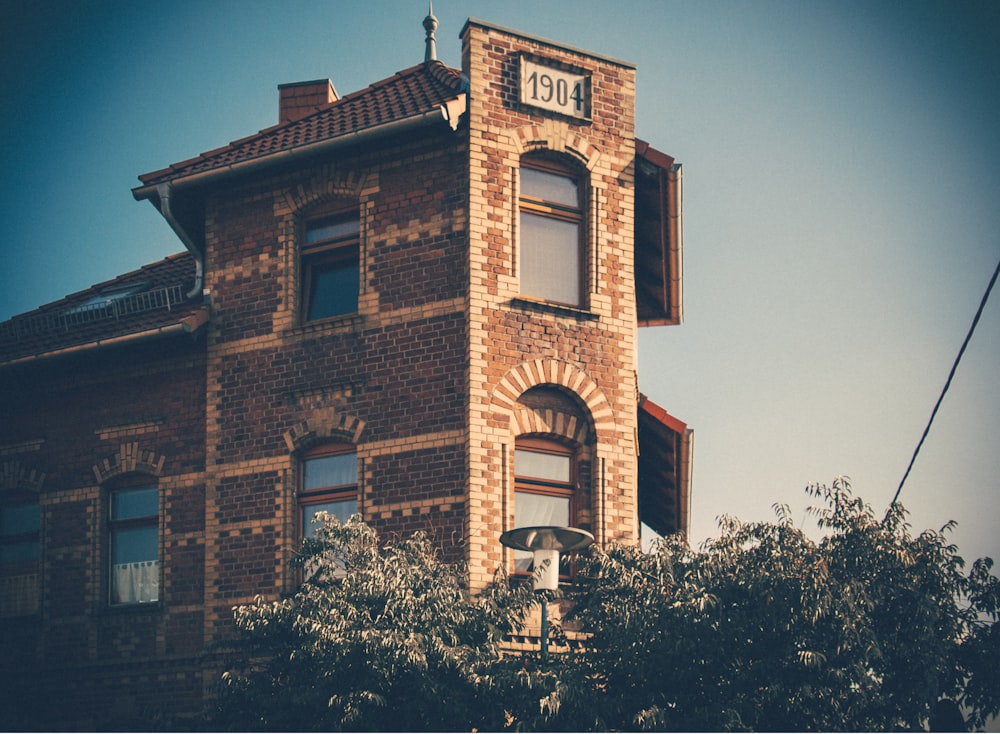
[2,0,998,567]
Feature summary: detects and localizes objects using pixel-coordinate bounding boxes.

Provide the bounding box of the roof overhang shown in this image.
[132,96,467,257]
[0,307,209,369]
[635,139,683,327]
[637,393,693,537]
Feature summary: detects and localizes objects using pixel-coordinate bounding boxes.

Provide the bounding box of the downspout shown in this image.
[157,183,204,301]
[666,163,684,324]
[678,428,694,538]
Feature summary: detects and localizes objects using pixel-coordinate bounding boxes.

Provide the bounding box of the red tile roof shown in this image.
[137,61,466,188]
[3,62,466,364]
[0,252,205,365]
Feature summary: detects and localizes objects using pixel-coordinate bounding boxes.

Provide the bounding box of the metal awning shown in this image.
[637,393,693,537]
[635,139,683,327]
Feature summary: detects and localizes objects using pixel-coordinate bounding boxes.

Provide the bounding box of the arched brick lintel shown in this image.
[278,168,380,218]
[283,408,366,454]
[92,443,166,484]
[490,358,616,442]
[0,460,45,494]
[509,121,603,172]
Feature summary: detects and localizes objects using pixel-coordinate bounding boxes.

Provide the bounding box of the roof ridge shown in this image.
[424,59,464,90]
[138,62,466,188]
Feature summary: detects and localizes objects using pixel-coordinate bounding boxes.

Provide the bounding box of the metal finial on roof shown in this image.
[423,2,438,62]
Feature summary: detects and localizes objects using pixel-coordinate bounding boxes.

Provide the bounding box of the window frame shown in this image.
[513,437,577,577]
[0,499,40,574]
[518,155,587,308]
[298,443,359,541]
[107,480,160,607]
[300,207,361,323]
[0,495,41,617]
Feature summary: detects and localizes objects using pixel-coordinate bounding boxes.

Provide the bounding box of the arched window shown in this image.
[519,155,585,307]
[513,438,575,573]
[301,205,361,322]
[299,444,358,541]
[107,479,159,606]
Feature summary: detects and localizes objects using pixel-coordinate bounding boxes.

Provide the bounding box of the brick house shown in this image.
[0,15,690,727]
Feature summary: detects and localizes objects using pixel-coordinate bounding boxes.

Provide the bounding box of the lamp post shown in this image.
[499,525,595,660]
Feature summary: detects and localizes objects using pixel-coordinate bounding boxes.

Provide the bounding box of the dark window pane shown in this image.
[111,488,157,520]
[0,540,39,564]
[112,526,158,565]
[1,504,39,535]
[307,261,359,320]
[306,216,360,244]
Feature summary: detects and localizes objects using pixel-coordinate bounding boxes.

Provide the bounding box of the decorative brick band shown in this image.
[92,443,167,484]
[283,408,366,453]
[491,358,616,439]
[0,460,45,494]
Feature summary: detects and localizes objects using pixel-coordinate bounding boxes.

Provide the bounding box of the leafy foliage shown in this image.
[565,478,1000,731]
[212,516,535,731]
[212,481,999,731]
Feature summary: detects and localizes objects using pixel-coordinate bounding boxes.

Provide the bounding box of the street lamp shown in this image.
[499,525,595,660]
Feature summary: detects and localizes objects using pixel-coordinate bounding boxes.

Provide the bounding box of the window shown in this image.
[109,485,159,605]
[519,157,585,307]
[0,502,39,568]
[299,446,358,540]
[1,500,40,616]
[302,210,360,322]
[513,439,575,573]
[65,281,150,316]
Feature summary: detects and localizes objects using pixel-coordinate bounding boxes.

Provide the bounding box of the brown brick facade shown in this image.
[0,18,687,726]
[0,340,207,726]
[461,20,641,588]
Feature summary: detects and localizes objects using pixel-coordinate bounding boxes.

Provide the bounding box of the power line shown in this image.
[888,256,1000,514]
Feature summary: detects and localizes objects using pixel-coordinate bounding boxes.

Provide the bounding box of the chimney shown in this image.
[278,79,338,124]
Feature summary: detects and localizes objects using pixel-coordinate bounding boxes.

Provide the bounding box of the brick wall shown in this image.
[0,20,652,723]
[0,336,207,723]
[199,127,472,639]
[461,20,640,590]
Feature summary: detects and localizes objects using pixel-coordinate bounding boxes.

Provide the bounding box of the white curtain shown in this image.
[112,561,159,604]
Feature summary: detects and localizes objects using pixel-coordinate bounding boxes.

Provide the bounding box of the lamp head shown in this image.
[499,526,595,591]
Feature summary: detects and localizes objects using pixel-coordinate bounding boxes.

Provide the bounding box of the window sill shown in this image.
[104,600,163,615]
[511,297,599,321]
[294,313,365,335]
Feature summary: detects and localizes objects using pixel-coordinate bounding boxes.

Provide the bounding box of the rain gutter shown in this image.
[132,98,465,298]
[132,98,466,202]
[0,309,209,369]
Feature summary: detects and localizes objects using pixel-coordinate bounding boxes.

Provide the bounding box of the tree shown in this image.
[212,480,999,731]
[566,478,1000,731]
[212,516,536,731]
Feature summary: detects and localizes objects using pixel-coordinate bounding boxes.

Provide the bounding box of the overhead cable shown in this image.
[887,256,1000,514]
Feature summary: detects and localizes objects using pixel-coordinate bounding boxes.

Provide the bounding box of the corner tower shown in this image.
[460,20,644,590]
